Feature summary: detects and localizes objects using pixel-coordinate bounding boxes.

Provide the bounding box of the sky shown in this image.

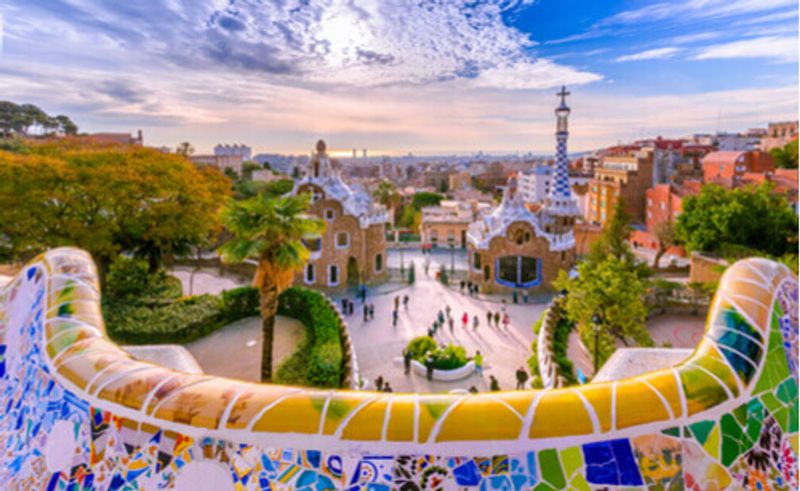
[0,0,797,156]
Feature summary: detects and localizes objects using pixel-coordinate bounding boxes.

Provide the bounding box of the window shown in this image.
[303,238,322,252]
[336,232,350,249]
[647,198,652,206]
[375,253,383,272]
[660,202,666,210]
[324,208,335,220]
[473,252,482,270]
[305,264,315,284]
[448,231,455,242]
[328,264,339,286]
[647,211,652,219]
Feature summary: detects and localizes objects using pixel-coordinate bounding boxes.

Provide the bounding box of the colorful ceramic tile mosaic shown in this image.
[0,247,797,490]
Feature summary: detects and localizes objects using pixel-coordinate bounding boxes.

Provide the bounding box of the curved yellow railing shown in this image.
[0,247,797,490]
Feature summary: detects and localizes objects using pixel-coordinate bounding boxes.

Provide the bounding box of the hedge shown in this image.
[405,336,468,370]
[275,287,344,388]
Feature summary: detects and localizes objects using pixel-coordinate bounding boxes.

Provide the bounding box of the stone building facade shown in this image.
[292,140,389,291]
[467,87,579,293]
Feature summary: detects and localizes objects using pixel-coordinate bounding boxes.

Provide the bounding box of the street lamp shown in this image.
[591,314,602,375]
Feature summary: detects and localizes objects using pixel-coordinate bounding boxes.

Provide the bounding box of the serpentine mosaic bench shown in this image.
[0,247,796,490]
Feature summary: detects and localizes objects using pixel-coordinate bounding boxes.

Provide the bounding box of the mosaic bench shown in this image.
[0,247,796,490]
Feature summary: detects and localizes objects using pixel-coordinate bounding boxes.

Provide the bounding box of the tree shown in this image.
[769,139,798,169]
[653,220,677,269]
[676,182,797,257]
[373,180,402,227]
[554,255,653,369]
[218,193,325,382]
[176,141,194,156]
[0,101,79,137]
[241,161,261,180]
[411,191,444,210]
[0,139,230,278]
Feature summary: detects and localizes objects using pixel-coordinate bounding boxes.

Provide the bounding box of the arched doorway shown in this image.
[346,257,360,288]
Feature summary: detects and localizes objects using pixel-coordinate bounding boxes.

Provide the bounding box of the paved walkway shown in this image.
[338,259,548,393]
[184,316,305,383]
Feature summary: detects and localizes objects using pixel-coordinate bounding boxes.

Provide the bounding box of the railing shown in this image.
[0,247,796,490]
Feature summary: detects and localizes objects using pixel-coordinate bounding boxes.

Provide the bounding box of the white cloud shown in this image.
[615,47,680,62]
[470,59,602,90]
[694,36,798,62]
[602,0,796,25]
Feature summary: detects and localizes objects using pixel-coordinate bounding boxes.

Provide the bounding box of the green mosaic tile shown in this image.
[538,449,566,489]
[771,406,790,433]
[661,427,680,438]
[744,399,764,445]
[776,378,798,405]
[789,403,798,433]
[760,391,782,414]
[533,483,557,491]
[752,324,791,395]
[720,413,745,467]
[559,446,582,478]
[689,420,715,445]
[568,474,591,491]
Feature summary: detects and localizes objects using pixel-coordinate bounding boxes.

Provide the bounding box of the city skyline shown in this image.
[0,0,797,155]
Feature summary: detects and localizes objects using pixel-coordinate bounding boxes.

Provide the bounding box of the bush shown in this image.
[405,336,467,370]
[406,336,437,360]
[552,318,577,386]
[275,287,344,388]
[104,256,182,305]
[220,286,260,321]
[105,295,224,345]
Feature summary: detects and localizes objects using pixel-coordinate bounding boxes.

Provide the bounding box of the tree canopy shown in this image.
[769,139,798,169]
[0,138,230,274]
[675,182,797,257]
[0,101,78,138]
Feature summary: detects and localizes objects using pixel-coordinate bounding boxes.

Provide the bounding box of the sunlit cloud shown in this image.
[694,36,798,62]
[615,47,680,62]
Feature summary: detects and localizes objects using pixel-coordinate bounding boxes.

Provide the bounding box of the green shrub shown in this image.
[105,294,224,345]
[220,286,260,320]
[406,336,437,361]
[552,318,577,385]
[275,287,344,388]
[104,256,182,305]
[530,375,543,389]
[430,344,467,370]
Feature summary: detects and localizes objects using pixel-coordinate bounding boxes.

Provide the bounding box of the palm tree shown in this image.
[218,193,325,382]
[373,180,402,227]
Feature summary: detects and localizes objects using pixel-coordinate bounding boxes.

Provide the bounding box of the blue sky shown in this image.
[0,0,797,155]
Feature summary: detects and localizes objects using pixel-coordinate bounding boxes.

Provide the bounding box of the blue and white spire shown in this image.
[545,86,580,217]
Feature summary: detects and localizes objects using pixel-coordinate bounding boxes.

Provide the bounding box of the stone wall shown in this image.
[536,297,570,389]
[690,251,729,283]
[0,248,796,490]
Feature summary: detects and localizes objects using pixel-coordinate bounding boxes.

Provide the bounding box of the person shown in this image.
[375,375,384,391]
[502,312,510,330]
[348,301,354,316]
[466,280,472,294]
[494,311,501,328]
[394,295,400,311]
[515,367,529,389]
[448,316,454,333]
[512,289,518,304]
[403,295,409,310]
[383,383,392,393]
[437,310,445,325]
[360,284,367,304]
[501,299,507,313]
[392,309,399,327]
[461,312,469,329]
[363,304,369,323]
[425,355,434,381]
[486,311,493,328]
[468,386,478,394]
[489,375,500,391]
[474,350,483,376]
[427,326,434,338]
[424,257,430,276]
[369,304,375,321]
[459,280,465,293]
[341,298,347,313]
[472,314,479,330]
[403,349,412,375]
[523,290,529,304]
[445,305,451,318]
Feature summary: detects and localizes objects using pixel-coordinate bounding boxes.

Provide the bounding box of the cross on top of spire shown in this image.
[557,86,570,105]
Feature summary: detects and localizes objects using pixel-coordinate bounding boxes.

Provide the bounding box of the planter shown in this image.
[395,357,476,381]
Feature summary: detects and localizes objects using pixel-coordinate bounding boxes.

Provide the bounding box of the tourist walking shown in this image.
[472,314,480,330]
[493,311,501,328]
[486,311,493,328]
[363,304,369,323]
[425,355,434,381]
[348,301,354,316]
[512,290,518,304]
[501,299,507,313]
[461,312,469,329]
[474,350,483,376]
[502,312,510,330]
[403,349,412,375]
[383,383,392,393]
[424,257,430,276]
[403,295,409,310]
[375,375,384,391]
[459,280,465,293]
[523,290,529,304]
[437,310,445,325]
[515,367,529,389]
[392,309,399,327]
[489,375,500,391]
[445,305,451,319]
[394,296,400,311]
[341,298,347,313]
[369,304,375,321]
[448,316,454,333]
